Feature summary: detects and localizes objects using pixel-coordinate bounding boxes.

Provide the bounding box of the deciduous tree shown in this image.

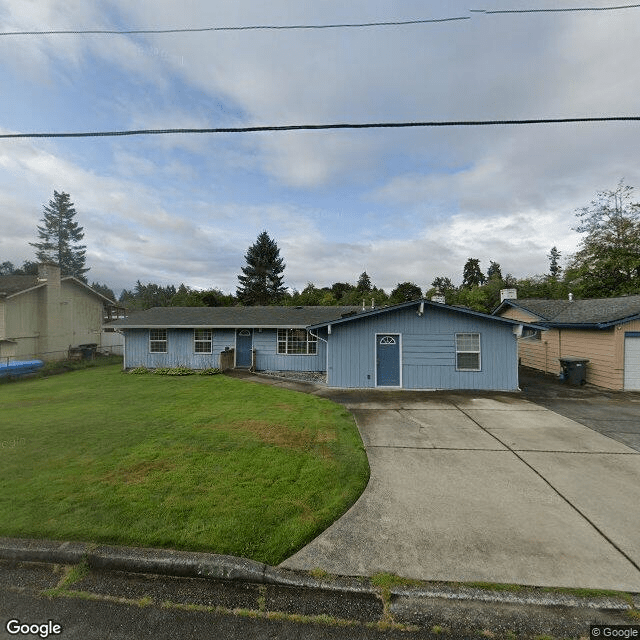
[390,282,422,303]
[569,180,640,297]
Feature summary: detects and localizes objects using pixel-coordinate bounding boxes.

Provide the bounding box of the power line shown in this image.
[471,3,640,13]
[1,117,639,139]
[0,16,470,37]
[1,5,639,37]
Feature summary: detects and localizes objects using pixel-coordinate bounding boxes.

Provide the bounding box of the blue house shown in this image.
[109,300,537,391]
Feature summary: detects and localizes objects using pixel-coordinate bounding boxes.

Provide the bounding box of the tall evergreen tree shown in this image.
[462,258,485,288]
[486,260,503,281]
[547,246,562,278]
[30,191,88,280]
[236,231,286,305]
[356,271,372,292]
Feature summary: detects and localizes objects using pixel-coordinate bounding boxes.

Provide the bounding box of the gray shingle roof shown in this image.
[0,276,40,297]
[308,298,543,330]
[0,274,116,304]
[108,306,363,329]
[499,295,640,327]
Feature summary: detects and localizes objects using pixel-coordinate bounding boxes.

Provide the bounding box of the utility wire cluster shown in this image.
[1,3,639,139]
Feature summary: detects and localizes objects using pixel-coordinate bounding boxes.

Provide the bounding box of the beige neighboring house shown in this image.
[0,263,123,362]
[494,292,640,391]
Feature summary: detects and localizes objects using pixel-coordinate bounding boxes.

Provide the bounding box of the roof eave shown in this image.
[108,323,315,330]
[308,299,544,331]
[492,299,550,321]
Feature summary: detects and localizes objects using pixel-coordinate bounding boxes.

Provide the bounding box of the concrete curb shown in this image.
[2,536,638,611]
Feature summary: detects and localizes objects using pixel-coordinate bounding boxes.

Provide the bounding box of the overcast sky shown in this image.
[1,1,639,298]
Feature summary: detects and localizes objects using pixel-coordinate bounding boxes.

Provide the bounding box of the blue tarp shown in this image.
[0,360,44,378]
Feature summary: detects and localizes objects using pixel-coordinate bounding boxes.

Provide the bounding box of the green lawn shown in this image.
[0,366,369,565]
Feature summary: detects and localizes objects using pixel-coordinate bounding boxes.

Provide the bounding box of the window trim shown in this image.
[149,329,167,353]
[455,332,481,371]
[277,328,318,355]
[194,329,213,354]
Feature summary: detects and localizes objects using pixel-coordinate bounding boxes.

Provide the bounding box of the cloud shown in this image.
[2,0,640,299]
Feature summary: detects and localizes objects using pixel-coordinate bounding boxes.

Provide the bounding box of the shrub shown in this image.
[128,367,149,375]
[153,367,195,376]
[199,368,221,376]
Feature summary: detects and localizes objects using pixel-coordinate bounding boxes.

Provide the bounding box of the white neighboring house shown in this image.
[0,263,124,362]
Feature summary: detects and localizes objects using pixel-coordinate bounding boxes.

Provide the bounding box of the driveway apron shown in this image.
[281,395,640,591]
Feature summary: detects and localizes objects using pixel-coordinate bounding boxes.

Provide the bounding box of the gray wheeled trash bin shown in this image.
[558,356,589,385]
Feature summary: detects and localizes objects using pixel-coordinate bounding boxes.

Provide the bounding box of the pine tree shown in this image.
[462,258,485,288]
[236,231,286,305]
[30,191,89,280]
[356,271,372,292]
[486,261,503,281]
[548,246,562,278]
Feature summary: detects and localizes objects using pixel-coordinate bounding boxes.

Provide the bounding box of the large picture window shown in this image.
[194,329,213,353]
[149,329,167,353]
[277,329,317,355]
[456,333,481,371]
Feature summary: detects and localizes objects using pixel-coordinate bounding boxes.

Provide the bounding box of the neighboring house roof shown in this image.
[0,276,39,297]
[0,274,116,305]
[308,298,543,330]
[494,295,640,328]
[108,305,363,329]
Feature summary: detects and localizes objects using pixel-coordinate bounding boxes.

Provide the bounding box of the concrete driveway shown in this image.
[281,392,640,591]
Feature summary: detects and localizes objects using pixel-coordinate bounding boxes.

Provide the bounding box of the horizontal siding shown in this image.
[518,332,557,373]
[560,328,618,389]
[328,305,519,390]
[499,307,541,323]
[517,327,621,390]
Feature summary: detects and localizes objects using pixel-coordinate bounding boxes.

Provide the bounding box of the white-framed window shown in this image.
[149,329,167,353]
[456,333,481,371]
[194,329,213,353]
[277,328,317,355]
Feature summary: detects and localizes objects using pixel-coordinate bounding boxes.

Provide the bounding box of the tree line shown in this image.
[3,181,640,313]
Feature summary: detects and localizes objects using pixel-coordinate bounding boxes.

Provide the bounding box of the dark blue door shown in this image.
[376,334,400,386]
[236,329,253,368]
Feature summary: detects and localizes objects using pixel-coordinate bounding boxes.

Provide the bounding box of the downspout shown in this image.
[308,328,329,380]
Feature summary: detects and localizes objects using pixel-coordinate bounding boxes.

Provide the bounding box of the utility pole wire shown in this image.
[1,117,639,139]
[0,17,470,36]
[1,5,640,37]
[471,4,640,13]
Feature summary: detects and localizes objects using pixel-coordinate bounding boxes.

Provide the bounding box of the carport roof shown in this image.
[494,296,640,328]
[107,305,363,329]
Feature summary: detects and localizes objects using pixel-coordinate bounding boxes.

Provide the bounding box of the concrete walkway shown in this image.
[278,391,640,591]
